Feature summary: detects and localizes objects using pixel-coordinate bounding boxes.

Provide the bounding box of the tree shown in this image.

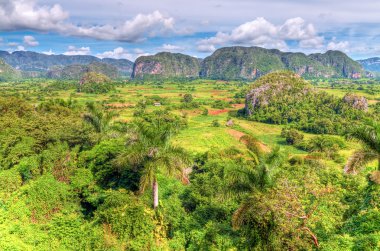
[83,102,118,140]
[182,93,193,103]
[345,120,380,179]
[115,111,190,209]
[226,147,285,198]
[281,128,304,145]
[228,148,320,250]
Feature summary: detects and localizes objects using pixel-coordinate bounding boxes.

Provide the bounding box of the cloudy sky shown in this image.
[0,0,380,60]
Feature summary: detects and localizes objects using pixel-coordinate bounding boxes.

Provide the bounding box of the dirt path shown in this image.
[227,129,271,153]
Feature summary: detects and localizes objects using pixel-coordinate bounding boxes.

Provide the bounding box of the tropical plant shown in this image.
[345,120,380,180]
[115,111,191,209]
[226,147,285,198]
[83,102,118,139]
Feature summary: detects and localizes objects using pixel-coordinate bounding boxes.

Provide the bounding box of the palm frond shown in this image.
[344,148,377,174]
[232,196,257,230]
[346,122,380,152]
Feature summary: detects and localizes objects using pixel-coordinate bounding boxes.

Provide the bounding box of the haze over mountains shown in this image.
[0,46,378,81]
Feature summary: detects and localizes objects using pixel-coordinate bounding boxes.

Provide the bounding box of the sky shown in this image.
[0,0,380,61]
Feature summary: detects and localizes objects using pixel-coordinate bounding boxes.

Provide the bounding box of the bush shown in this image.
[95,190,156,250]
[183,93,193,103]
[281,128,304,145]
[212,120,220,127]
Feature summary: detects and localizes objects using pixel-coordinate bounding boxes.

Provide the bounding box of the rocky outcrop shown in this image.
[132,52,200,79]
[343,93,368,111]
[245,71,312,115]
[201,46,365,80]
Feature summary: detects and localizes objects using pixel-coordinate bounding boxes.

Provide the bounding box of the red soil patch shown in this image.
[209,109,229,115]
[232,104,245,109]
[227,129,245,140]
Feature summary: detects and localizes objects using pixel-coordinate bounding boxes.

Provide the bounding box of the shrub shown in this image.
[281,128,304,145]
[212,120,220,127]
[183,93,193,103]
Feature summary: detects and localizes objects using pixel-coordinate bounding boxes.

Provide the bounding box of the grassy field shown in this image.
[0,79,365,165]
[49,81,366,163]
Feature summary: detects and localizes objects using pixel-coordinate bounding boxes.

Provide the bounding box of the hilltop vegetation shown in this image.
[245,71,369,134]
[200,47,365,80]
[0,59,21,81]
[78,72,114,94]
[47,62,119,80]
[0,47,368,81]
[132,52,200,79]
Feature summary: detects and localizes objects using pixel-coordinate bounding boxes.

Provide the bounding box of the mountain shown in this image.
[47,62,119,80]
[0,51,133,77]
[0,59,21,81]
[308,50,364,78]
[132,52,200,79]
[200,46,365,80]
[358,57,380,72]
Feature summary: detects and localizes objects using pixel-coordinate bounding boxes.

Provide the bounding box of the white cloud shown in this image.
[16,45,25,51]
[327,38,349,52]
[197,17,324,52]
[23,35,39,46]
[0,0,69,31]
[96,47,133,60]
[7,42,18,47]
[96,47,151,61]
[299,37,325,49]
[42,49,55,55]
[0,1,176,42]
[159,44,184,52]
[196,44,216,53]
[63,46,91,56]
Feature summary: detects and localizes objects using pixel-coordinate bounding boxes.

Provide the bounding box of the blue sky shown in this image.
[0,0,380,60]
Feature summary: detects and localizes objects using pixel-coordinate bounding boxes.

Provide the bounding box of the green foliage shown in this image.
[281,127,304,145]
[211,119,220,127]
[133,52,200,79]
[0,169,22,197]
[0,76,379,250]
[17,174,74,222]
[245,72,367,134]
[95,190,156,250]
[182,93,193,103]
[211,99,229,109]
[79,72,114,94]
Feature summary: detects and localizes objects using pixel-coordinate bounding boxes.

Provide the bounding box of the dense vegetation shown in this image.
[245,72,370,134]
[0,73,379,250]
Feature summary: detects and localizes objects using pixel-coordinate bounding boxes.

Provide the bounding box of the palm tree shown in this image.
[115,111,190,209]
[345,120,380,174]
[227,147,286,249]
[226,146,285,198]
[83,102,118,139]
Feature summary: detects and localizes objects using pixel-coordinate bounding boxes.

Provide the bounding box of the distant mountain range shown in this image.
[0,50,133,79]
[0,47,378,81]
[357,57,380,73]
[132,47,370,80]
